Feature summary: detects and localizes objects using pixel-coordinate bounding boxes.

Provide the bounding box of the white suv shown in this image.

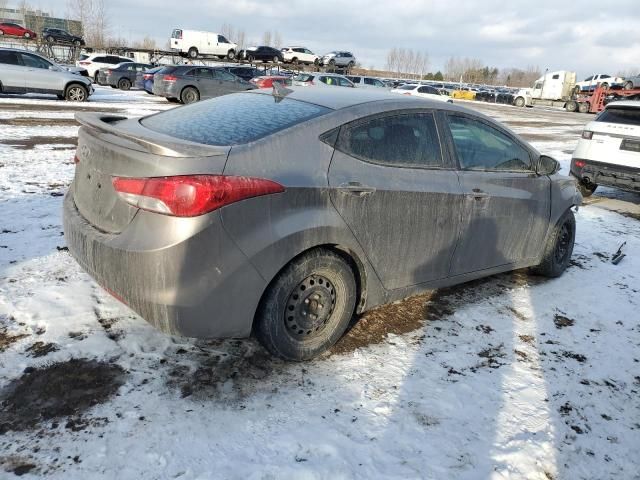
[571,100,640,196]
[575,74,625,93]
[281,46,319,65]
[77,53,133,81]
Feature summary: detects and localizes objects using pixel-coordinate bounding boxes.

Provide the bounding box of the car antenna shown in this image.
[272,81,293,102]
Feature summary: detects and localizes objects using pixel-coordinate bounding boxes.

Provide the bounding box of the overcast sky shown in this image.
[44,0,640,77]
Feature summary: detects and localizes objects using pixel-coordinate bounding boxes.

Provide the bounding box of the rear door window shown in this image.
[141,93,331,145]
[596,107,640,126]
[0,51,21,65]
[447,115,532,171]
[336,112,443,168]
[213,69,236,81]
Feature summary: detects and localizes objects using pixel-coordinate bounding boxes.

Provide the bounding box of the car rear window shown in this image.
[398,85,416,90]
[596,107,640,126]
[156,66,177,75]
[141,92,331,146]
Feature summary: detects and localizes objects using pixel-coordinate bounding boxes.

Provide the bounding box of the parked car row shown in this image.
[0,23,85,46]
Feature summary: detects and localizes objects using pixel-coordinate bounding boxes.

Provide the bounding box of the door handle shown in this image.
[338,182,376,197]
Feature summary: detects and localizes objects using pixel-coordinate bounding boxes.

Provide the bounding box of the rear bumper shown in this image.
[571,158,640,192]
[63,190,267,338]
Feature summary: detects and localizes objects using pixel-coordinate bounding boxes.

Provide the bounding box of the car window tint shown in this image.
[195,68,213,78]
[596,108,640,126]
[448,115,532,171]
[338,77,353,87]
[0,51,21,65]
[337,113,443,168]
[399,85,416,90]
[142,93,331,146]
[20,53,50,69]
[214,69,236,81]
[294,74,314,82]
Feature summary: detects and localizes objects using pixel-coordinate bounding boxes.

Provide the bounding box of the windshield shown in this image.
[597,107,640,126]
[141,93,331,146]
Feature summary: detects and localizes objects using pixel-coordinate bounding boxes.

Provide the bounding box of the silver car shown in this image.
[320,51,356,68]
[152,64,256,104]
[63,88,580,361]
[293,73,355,88]
[0,47,93,101]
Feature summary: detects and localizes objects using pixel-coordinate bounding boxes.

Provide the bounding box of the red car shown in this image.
[0,22,37,39]
[250,76,292,88]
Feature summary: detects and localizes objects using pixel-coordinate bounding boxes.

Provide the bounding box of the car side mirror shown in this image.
[537,155,560,175]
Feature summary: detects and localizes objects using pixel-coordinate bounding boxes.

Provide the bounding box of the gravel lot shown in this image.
[0,88,638,480]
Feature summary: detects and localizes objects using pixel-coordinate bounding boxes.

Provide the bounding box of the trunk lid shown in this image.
[72,113,230,233]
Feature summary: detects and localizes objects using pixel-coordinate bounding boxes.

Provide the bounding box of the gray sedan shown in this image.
[152,65,256,104]
[63,88,580,361]
[97,62,152,90]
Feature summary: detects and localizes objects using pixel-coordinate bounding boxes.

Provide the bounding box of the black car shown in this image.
[241,46,283,63]
[98,62,152,90]
[43,28,85,46]
[222,66,262,82]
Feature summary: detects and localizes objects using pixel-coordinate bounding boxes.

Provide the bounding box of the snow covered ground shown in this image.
[0,88,638,479]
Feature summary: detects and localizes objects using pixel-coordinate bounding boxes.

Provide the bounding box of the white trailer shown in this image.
[513,70,576,108]
[169,28,237,60]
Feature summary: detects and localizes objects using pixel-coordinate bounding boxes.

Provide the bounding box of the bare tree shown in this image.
[65,0,110,47]
[220,23,234,42]
[236,29,246,51]
[131,35,156,50]
[262,30,271,46]
[273,30,282,49]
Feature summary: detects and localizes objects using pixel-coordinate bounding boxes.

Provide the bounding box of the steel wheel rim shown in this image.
[555,222,571,263]
[68,87,85,101]
[284,274,337,340]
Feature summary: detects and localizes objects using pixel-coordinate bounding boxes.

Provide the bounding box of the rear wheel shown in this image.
[73,39,81,46]
[46,35,54,43]
[273,55,279,63]
[24,32,31,39]
[247,55,255,62]
[514,96,526,107]
[600,82,609,90]
[255,249,357,361]
[118,78,131,90]
[578,102,589,113]
[65,84,88,102]
[180,86,199,104]
[531,209,575,278]
[188,47,198,59]
[624,81,634,90]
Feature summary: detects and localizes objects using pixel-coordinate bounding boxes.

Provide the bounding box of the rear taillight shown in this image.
[403,92,412,95]
[582,131,593,140]
[164,75,177,82]
[111,175,285,217]
[143,74,152,80]
[79,61,90,65]
[574,160,586,168]
[107,69,112,75]
[73,154,80,164]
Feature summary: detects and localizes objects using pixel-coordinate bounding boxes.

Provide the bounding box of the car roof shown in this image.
[247,86,468,112]
[605,100,640,109]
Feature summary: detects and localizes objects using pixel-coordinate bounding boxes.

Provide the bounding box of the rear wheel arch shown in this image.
[251,243,367,334]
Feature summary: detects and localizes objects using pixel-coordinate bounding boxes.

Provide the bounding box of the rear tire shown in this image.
[531,209,576,278]
[255,249,357,361]
[514,96,526,107]
[188,47,198,59]
[577,181,597,197]
[624,81,634,90]
[73,39,81,46]
[118,78,131,90]
[578,102,589,113]
[180,86,199,104]
[46,35,54,43]
[24,32,31,39]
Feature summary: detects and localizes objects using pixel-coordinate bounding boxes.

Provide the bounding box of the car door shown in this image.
[443,113,551,275]
[0,50,26,93]
[190,67,215,98]
[214,68,246,95]
[328,110,465,290]
[20,52,60,94]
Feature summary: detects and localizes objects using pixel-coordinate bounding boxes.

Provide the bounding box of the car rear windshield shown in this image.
[596,107,640,126]
[156,66,178,75]
[141,92,332,146]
